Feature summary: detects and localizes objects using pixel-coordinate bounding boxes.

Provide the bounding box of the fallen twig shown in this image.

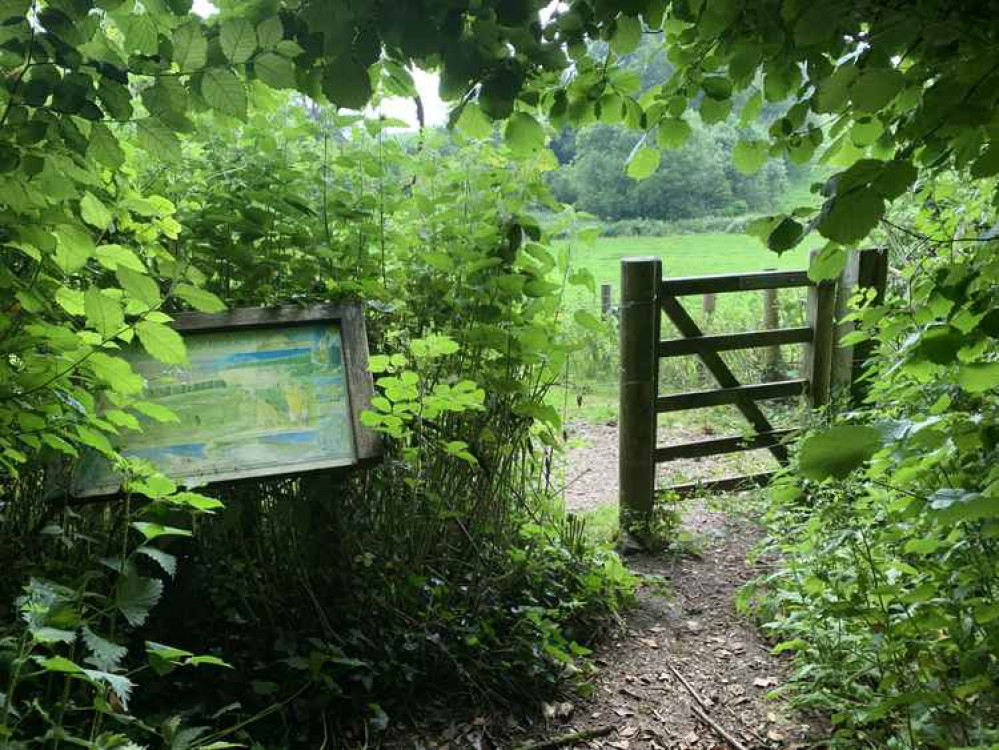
[512,725,615,750]
[665,662,711,712]
[666,662,761,748]
[690,703,750,750]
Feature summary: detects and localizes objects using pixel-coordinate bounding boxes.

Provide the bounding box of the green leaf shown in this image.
[132,522,193,541]
[135,320,187,365]
[739,89,763,126]
[767,217,803,254]
[254,52,296,89]
[172,21,207,72]
[504,112,545,156]
[89,352,144,394]
[167,491,224,512]
[37,655,84,674]
[610,15,641,54]
[873,159,917,199]
[124,14,158,55]
[42,434,79,457]
[115,572,163,627]
[116,267,161,308]
[656,118,691,149]
[322,57,372,110]
[794,3,839,46]
[626,146,660,180]
[699,96,731,124]
[903,538,940,555]
[799,425,883,480]
[84,286,125,339]
[189,655,232,668]
[929,489,997,524]
[80,190,111,231]
[174,283,225,313]
[82,627,128,672]
[971,145,999,179]
[220,18,257,64]
[137,546,177,578]
[814,64,857,113]
[974,603,999,625]
[817,187,884,245]
[56,287,85,316]
[97,244,145,272]
[732,139,768,174]
[850,68,904,113]
[89,123,125,169]
[256,16,283,48]
[701,76,732,100]
[455,101,493,139]
[201,68,247,120]
[54,224,95,273]
[808,244,847,281]
[136,118,181,161]
[957,361,999,393]
[77,426,114,455]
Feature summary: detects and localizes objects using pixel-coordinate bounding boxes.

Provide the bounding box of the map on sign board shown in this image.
[74,321,357,496]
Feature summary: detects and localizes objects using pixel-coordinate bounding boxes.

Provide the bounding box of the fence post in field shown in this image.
[804,253,837,409]
[762,268,783,382]
[702,292,716,316]
[619,257,661,543]
[601,283,613,318]
[850,249,890,403]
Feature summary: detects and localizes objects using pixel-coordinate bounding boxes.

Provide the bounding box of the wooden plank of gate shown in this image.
[653,429,796,462]
[658,293,792,464]
[656,380,808,412]
[658,326,813,357]
[665,471,776,498]
[660,270,810,296]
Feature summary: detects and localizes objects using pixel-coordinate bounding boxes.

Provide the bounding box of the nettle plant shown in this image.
[1,471,230,748]
[362,334,485,468]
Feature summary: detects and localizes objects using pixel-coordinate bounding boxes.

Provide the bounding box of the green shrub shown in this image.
[743,226,999,747]
[0,107,638,747]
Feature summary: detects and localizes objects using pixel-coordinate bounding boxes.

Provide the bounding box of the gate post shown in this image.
[619,257,661,542]
[805,252,837,409]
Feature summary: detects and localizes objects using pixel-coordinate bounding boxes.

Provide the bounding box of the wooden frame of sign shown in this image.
[71,303,380,497]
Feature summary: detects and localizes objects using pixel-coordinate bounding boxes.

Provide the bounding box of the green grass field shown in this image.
[558,232,818,311]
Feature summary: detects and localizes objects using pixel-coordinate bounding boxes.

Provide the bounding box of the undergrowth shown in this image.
[741,199,999,748]
[0,107,638,747]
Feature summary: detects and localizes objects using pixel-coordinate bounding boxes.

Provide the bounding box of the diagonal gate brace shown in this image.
[659,293,791,465]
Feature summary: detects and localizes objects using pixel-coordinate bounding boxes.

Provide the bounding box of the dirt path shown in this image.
[503,502,824,749]
[380,425,824,749]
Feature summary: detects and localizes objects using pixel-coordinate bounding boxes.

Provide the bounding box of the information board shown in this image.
[73,304,379,496]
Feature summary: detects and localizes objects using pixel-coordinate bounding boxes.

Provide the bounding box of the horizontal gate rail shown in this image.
[658,326,813,357]
[658,295,790,463]
[653,429,796,463]
[660,269,811,296]
[655,379,808,413]
[665,472,776,498]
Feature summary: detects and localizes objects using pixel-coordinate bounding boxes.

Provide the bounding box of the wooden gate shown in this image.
[618,252,888,528]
